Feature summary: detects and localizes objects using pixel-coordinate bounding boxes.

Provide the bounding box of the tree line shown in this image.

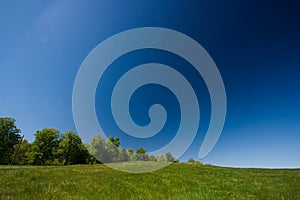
[0,117,178,165]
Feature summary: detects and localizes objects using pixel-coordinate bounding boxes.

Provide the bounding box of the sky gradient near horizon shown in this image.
[1,0,299,168]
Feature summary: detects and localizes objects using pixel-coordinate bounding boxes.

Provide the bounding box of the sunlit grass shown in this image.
[106,161,170,173]
[1,163,299,199]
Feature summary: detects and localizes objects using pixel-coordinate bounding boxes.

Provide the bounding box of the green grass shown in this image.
[0,162,299,200]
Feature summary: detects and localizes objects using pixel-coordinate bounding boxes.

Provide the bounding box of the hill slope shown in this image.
[1,162,299,200]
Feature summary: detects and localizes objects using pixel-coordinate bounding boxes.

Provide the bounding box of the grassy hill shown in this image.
[1,162,299,200]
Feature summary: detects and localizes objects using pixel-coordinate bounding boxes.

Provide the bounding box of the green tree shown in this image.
[106,138,118,162]
[188,158,195,163]
[148,155,157,161]
[129,153,137,161]
[165,152,176,162]
[28,128,60,165]
[117,148,129,162]
[11,139,31,165]
[88,135,108,163]
[136,147,146,154]
[108,136,120,147]
[59,130,89,165]
[0,117,21,164]
[106,137,129,162]
[26,144,43,165]
[135,147,148,161]
[127,148,133,155]
[155,155,166,162]
[195,160,203,165]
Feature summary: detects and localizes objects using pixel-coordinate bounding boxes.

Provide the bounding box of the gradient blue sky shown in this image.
[0,0,299,168]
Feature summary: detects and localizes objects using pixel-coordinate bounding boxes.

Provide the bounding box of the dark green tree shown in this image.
[58,130,89,165]
[27,128,60,165]
[11,139,31,165]
[108,136,120,147]
[0,117,21,164]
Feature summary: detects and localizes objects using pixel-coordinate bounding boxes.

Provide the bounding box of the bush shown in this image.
[196,160,203,165]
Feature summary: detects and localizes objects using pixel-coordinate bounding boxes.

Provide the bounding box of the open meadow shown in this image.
[1,162,299,200]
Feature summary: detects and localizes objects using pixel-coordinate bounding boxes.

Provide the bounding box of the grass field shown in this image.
[1,162,299,200]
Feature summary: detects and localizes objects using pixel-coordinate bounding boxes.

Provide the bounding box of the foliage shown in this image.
[0,117,21,164]
[165,152,176,162]
[88,135,130,163]
[58,130,89,165]
[135,147,149,161]
[148,155,157,161]
[127,148,133,154]
[11,139,31,165]
[27,128,60,165]
[87,135,107,163]
[196,160,203,165]
[108,136,120,147]
[155,155,166,162]
[0,117,181,165]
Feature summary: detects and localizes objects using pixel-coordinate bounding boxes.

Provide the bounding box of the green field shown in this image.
[1,162,299,200]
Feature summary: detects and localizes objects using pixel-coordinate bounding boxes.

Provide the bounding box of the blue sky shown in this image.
[0,0,299,168]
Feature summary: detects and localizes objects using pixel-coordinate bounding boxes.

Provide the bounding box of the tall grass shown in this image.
[1,162,299,200]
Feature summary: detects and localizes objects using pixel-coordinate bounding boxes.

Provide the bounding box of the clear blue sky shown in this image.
[0,0,299,168]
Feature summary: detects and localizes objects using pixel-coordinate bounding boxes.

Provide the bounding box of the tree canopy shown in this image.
[0,117,181,165]
[59,130,89,165]
[0,117,21,164]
